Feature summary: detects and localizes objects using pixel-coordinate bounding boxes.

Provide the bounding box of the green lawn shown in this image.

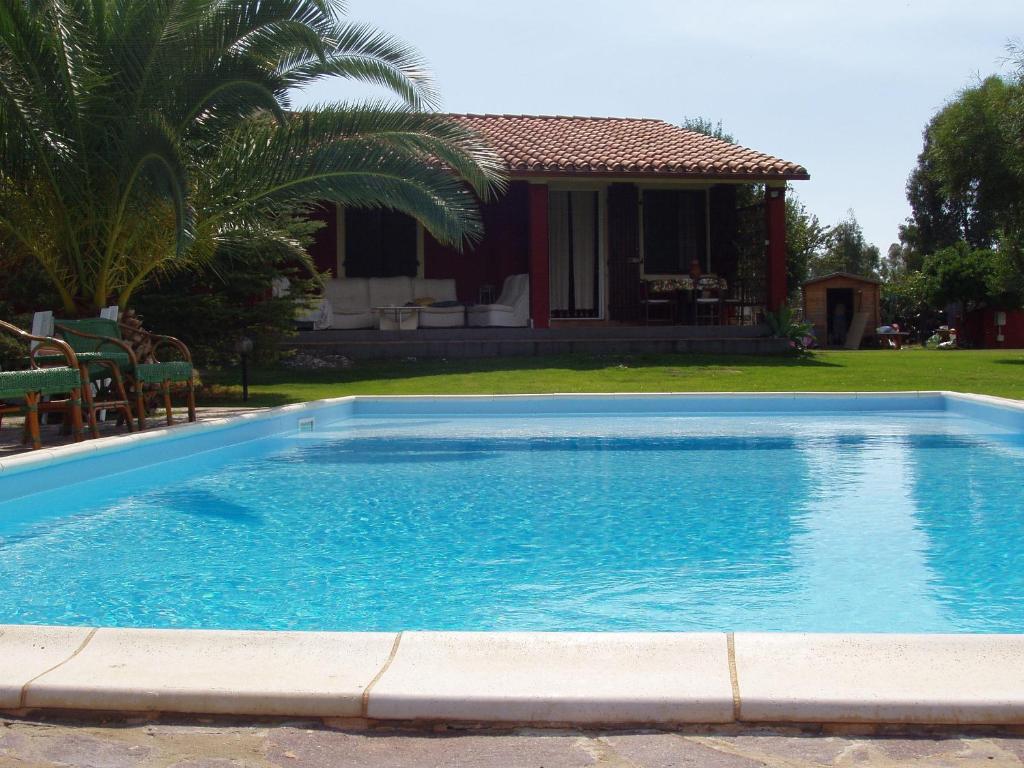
[199,348,1024,407]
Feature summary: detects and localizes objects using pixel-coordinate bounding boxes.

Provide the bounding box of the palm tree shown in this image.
[0,0,504,313]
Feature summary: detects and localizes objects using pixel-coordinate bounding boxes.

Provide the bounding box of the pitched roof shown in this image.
[448,114,809,181]
[803,271,882,286]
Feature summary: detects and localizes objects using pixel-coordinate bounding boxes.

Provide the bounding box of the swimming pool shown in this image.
[1,393,1022,633]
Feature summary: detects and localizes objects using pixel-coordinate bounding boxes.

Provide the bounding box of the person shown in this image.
[830,303,848,345]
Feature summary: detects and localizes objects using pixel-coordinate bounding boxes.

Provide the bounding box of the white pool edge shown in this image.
[2,391,1024,725]
[2,627,1024,725]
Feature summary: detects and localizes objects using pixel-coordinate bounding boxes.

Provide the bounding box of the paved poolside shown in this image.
[0,406,260,457]
[2,717,1024,767]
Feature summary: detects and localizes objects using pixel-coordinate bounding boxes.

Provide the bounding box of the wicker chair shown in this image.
[55,318,196,430]
[0,320,84,449]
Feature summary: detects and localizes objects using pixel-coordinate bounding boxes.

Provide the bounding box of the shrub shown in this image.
[765,305,815,351]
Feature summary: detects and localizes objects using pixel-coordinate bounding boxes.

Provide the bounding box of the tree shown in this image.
[809,211,880,278]
[0,0,505,314]
[884,223,925,277]
[880,269,932,327]
[921,242,999,315]
[784,195,827,295]
[927,75,1019,248]
[902,53,1024,283]
[902,137,974,258]
[680,116,735,144]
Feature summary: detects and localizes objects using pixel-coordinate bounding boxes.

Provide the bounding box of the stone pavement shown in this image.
[2,717,1024,768]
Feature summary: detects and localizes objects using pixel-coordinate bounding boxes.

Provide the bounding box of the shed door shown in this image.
[826,288,854,346]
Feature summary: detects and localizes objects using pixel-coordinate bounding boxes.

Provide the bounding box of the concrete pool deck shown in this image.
[0,405,259,458]
[2,392,1024,727]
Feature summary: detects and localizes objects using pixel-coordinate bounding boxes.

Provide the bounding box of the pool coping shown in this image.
[2,390,1024,726]
[2,389,1022,478]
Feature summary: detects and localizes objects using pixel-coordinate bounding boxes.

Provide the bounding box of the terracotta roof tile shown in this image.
[448,114,809,180]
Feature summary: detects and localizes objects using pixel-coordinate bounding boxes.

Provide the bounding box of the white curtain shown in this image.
[548,191,598,314]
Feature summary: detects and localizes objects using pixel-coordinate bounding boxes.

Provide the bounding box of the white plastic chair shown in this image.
[466,274,530,327]
[29,310,54,351]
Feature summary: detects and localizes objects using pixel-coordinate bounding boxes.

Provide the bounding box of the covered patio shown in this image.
[299,114,808,355]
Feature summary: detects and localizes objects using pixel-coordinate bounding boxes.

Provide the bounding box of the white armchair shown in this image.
[466,274,530,327]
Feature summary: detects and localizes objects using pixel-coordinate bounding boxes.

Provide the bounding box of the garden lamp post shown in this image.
[234,336,253,402]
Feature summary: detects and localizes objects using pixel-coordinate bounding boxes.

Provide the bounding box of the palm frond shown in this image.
[200,107,506,249]
[278,21,439,110]
[0,0,499,310]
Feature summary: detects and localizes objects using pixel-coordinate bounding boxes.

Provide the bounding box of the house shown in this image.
[962,309,1024,349]
[300,114,809,356]
[802,272,881,348]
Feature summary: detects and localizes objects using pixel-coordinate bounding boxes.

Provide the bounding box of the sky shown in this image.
[292,0,1023,253]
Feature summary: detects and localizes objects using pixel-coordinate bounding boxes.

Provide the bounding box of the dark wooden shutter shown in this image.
[607,184,640,322]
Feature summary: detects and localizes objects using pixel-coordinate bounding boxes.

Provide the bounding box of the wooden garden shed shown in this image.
[802,272,881,348]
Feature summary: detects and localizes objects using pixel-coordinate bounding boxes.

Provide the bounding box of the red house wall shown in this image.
[307,204,338,277]
[424,181,530,303]
[964,308,1024,349]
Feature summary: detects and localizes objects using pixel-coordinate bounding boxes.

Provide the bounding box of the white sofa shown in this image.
[466,274,530,327]
[409,278,466,328]
[321,276,466,329]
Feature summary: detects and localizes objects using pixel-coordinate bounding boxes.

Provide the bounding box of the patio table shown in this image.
[374,306,421,331]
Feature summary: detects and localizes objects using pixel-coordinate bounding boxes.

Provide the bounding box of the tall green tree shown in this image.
[784,195,826,294]
[0,0,505,313]
[921,242,1001,315]
[809,210,880,278]
[900,51,1024,282]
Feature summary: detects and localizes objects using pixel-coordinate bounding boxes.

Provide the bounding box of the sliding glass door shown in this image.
[549,191,601,319]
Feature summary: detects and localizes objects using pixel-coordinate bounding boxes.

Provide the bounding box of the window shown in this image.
[549,191,600,319]
[343,208,418,277]
[641,189,707,275]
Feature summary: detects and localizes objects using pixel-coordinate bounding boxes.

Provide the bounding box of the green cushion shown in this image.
[54,318,127,361]
[35,350,132,381]
[55,318,123,345]
[0,367,81,399]
[135,361,193,384]
[35,352,105,365]
[54,320,192,384]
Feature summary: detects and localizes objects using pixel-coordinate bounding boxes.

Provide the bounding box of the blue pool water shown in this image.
[1,397,1023,632]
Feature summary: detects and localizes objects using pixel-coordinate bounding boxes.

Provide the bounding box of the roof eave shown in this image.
[803,271,882,286]
[506,169,811,182]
